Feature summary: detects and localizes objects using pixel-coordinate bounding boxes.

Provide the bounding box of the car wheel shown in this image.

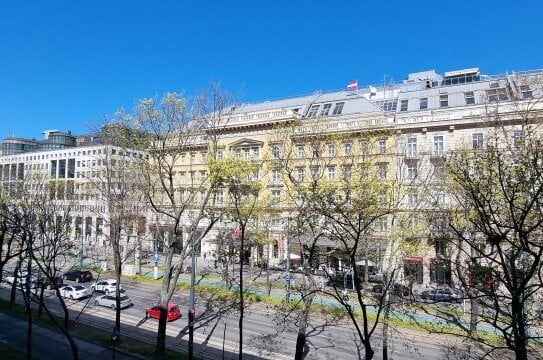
[95,300,99,306]
[111,304,116,310]
[145,312,149,319]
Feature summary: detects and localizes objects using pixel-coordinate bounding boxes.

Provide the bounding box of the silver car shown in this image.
[94,294,133,310]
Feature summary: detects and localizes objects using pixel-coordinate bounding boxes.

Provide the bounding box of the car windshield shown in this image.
[109,282,117,286]
[74,286,85,290]
[120,296,130,301]
[169,306,180,312]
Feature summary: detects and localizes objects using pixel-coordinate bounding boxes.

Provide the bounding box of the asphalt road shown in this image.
[0,276,459,360]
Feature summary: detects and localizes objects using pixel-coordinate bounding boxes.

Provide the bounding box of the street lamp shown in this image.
[111,327,119,360]
[285,220,291,302]
[188,231,197,359]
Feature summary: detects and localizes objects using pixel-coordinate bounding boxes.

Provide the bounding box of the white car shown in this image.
[59,285,90,300]
[91,279,122,294]
[5,272,38,289]
[94,294,133,310]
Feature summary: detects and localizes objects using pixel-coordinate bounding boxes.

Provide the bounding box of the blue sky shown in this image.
[1,0,542,140]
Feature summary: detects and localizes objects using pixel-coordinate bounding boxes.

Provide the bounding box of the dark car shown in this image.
[372,283,411,297]
[421,288,462,303]
[63,269,93,283]
[40,275,64,290]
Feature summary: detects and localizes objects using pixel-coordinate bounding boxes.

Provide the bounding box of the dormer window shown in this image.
[306,105,320,118]
[320,103,332,116]
[332,102,345,115]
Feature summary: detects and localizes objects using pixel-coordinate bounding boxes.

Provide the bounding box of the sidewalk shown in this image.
[0,312,141,360]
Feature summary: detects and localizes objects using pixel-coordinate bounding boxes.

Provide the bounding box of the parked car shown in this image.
[91,279,122,294]
[5,271,38,289]
[421,288,462,303]
[146,303,182,321]
[372,283,411,297]
[40,275,64,290]
[63,269,93,283]
[368,273,384,283]
[59,285,90,300]
[94,294,133,309]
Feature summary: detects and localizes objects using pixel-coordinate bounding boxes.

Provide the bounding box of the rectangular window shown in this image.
[520,85,532,99]
[344,142,352,156]
[400,99,408,112]
[513,130,524,147]
[271,190,281,204]
[465,91,475,105]
[430,262,451,285]
[472,133,484,149]
[407,137,417,157]
[50,160,57,177]
[407,163,418,181]
[377,163,388,181]
[190,153,196,164]
[440,94,449,108]
[486,88,508,102]
[270,169,281,184]
[327,144,336,157]
[296,145,305,158]
[433,135,444,156]
[378,139,387,154]
[215,190,223,205]
[404,261,423,284]
[296,167,304,182]
[408,190,418,206]
[360,141,369,155]
[67,159,75,178]
[320,103,332,116]
[420,97,428,110]
[271,145,281,159]
[343,165,352,180]
[376,218,388,233]
[327,167,335,181]
[312,145,320,158]
[306,104,320,118]
[332,102,345,115]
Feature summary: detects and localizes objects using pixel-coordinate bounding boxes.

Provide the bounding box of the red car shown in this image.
[146,303,182,321]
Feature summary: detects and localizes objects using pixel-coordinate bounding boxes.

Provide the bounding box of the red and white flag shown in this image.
[347,80,358,90]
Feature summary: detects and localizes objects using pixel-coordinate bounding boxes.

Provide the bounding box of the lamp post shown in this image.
[188,231,196,359]
[153,239,159,280]
[285,224,291,302]
[111,327,119,360]
[79,234,83,268]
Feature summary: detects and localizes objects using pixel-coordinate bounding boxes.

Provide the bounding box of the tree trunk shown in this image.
[382,303,390,360]
[294,291,314,360]
[9,261,21,307]
[155,249,174,355]
[469,297,478,338]
[238,230,245,360]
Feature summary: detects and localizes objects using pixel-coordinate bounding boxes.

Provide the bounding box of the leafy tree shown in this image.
[114,88,230,356]
[443,107,543,360]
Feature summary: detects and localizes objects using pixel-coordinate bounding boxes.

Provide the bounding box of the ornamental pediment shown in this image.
[228,138,264,148]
